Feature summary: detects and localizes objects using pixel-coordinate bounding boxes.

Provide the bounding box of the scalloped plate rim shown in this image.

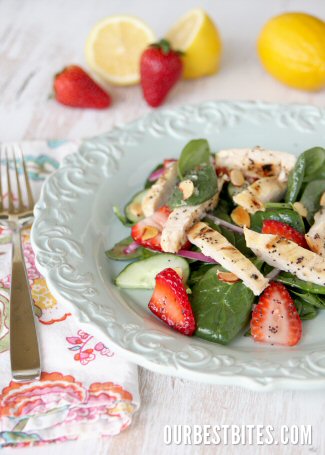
[31,100,325,391]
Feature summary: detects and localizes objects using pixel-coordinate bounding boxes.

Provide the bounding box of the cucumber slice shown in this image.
[115,254,190,289]
[124,190,148,223]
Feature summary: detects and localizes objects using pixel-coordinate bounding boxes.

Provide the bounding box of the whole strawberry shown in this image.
[53,65,111,109]
[140,39,183,107]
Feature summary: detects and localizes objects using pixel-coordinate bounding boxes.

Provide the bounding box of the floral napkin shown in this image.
[0,141,139,448]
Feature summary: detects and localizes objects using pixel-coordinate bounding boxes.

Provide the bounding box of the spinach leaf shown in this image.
[105,236,143,261]
[169,164,218,208]
[303,147,325,181]
[188,264,215,287]
[291,291,325,309]
[265,202,293,209]
[285,154,306,203]
[276,272,325,295]
[303,167,325,183]
[251,257,264,270]
[300,179,325,224]
[211,198,233,221]
[178,139,211,179]
[141,248,160,259]
[106,237,159,261]
[250,208,305,233]
[294,299,318,320]
[262,263,274,276]
[204,216,252,256]
[284,147,325,203]
[191,266,255,345]
[220,226,252,256]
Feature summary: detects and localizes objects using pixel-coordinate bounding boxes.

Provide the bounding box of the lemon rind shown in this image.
[166,8,205,51]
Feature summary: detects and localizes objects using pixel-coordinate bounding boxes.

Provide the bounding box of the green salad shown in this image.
[106,140,325,347]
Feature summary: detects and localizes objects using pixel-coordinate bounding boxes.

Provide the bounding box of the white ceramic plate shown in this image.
[32,101,325,391]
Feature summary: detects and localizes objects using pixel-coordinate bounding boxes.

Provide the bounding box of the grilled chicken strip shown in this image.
[161,178,225,254]
[188,222,269,295]
[244,228,325,286]
[233,177,287,214]
[215,147,296,181]
[142,162,178,217]
[161,194,219,254]
[305,208,325,257]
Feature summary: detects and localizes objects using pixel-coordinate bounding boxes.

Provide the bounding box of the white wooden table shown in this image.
[1,0,325,453]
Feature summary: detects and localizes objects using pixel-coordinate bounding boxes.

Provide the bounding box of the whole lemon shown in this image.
[258,13,325,91]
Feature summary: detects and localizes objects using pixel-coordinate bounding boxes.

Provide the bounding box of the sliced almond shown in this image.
[179,179,194,200]
[217,271,240,284]
[293,202,307,218]
[230,169,245,187]
[142,226,159,241]
[231,206,251,227]
[128,202,143,218]
[320,192,325,207]
[305,235,322,255]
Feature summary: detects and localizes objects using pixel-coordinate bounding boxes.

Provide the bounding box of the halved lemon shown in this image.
[166,9,222,79]
[85,15,155,86]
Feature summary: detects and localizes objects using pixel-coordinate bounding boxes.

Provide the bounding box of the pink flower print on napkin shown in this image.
[22,238,41,283]
[94,342,114,357]
[66,330,114,366]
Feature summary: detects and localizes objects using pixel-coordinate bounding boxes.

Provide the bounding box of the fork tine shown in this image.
[0,147,3,212]
[21,151,34,209]
[13,148,24,212]
[5,149,14,214]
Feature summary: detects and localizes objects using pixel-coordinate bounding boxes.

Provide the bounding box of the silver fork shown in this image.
[0,143,41,382]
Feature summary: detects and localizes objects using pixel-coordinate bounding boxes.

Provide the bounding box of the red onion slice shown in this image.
[148,167,165,182]
[177,249,218,263]
[148,159,177,182]
[205,214,244,234]
[123,241,140,254]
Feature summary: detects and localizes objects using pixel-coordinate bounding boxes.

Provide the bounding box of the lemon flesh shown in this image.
[166,8,222,79]
[85,16,155,86]
[258,13,325,91]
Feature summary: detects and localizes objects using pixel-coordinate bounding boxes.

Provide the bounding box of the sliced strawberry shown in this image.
[148,268,196,335]
[131,206,171,251]
[262,220,309,249]
[251,281,302,346]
